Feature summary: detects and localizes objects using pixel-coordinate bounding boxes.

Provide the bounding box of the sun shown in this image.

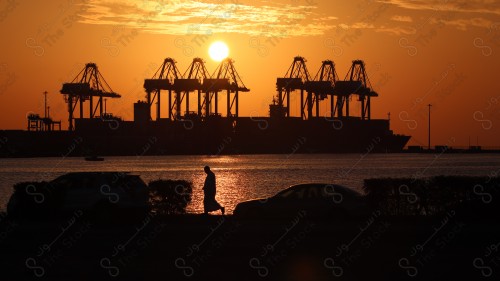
[208,41,229,62]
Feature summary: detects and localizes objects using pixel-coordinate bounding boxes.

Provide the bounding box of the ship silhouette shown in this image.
[0,57,410,157]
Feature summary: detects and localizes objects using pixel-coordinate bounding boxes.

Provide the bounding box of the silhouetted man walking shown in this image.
[203,166,225,215]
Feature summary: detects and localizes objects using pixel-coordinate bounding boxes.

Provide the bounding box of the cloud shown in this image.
[315,16,339,21]
[376,25,416,35]
[378,0,500,16]
[353,1,500,34]
[391,15,413,22]
[77,0,500,38]
[77,0,337,37]
[351,22,376,29]
[430,17,495,30]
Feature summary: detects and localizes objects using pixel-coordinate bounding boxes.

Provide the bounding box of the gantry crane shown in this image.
[304,60,338,119]
[202,58,249,118]
[60,63,121,131]
[144,58,182,121]
[334,60,378,119]
[173,58,210,118]
[276,56,311,119]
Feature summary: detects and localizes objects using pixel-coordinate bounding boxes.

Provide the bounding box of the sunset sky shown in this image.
[1,0,499,147]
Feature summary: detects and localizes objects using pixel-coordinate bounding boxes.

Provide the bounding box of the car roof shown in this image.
[52,172,134,181]
[62,172,130,175]
[284,183,362,196]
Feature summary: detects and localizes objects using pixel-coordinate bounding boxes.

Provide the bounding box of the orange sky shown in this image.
[0,0,499,147]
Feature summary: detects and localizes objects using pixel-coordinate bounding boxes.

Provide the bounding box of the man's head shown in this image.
[204,165,210,173]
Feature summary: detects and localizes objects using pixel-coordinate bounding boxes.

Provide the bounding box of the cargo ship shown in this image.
[0,57,410,157]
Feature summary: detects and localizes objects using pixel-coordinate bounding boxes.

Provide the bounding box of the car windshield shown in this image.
[275,187,305,199]
[322,184,359,198]
[51,174,105,189]
[308,186,321,198]
[116,176,146,191]
[274,184,356,200]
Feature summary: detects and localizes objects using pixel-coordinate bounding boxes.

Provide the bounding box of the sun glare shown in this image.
[209,41,229,62]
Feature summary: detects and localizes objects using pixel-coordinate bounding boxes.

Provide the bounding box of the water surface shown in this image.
[1,154,499,214]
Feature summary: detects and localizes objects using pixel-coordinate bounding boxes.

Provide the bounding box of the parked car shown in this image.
[233,183,369,219]
[7,172,149,218]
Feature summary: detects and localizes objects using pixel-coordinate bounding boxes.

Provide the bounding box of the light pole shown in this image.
[428,104,432,150]
[43,91,48,118]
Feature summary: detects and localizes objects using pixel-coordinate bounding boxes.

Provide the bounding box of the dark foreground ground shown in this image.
[1,213,499,281]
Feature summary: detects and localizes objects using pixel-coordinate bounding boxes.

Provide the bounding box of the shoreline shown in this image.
[0,149,499,159]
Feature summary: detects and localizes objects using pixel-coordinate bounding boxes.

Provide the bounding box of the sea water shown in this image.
[1,153,499,214]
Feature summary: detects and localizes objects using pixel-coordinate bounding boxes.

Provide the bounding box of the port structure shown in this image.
[335,60,378,120]
[60,63,121,131]
[275,57,378,120]
[202,58,249,118]
[276,56,312,119]
[27,91,62,131]
[174,57,210,119]
[276,57,339,120]
[143,58,182,121]
[144,57,249,120]
[27,113,61,131]
[304,60,338,119]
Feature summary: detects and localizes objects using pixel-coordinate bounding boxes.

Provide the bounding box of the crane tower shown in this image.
[60,63,121,131]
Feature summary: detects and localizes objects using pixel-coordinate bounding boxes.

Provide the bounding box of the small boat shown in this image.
[84,156,104,161]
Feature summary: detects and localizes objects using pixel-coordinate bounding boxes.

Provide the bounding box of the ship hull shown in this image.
[0,117,410,157]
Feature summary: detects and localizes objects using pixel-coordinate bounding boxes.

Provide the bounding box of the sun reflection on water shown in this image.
[1,154,499,214]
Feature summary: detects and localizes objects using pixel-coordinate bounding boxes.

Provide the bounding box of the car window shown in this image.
[128,176,147,188]
[52,177,73,189]
[294,188,305,199]
[116,176,140,191]
[307,186,321,198]
[322,185,340,198]
[276,188,295,198]
[275,187,304,199]
[81,176,95,189]
[67,174,102,189]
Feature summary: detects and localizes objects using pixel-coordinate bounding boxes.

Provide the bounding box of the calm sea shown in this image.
[1,154,499,214]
